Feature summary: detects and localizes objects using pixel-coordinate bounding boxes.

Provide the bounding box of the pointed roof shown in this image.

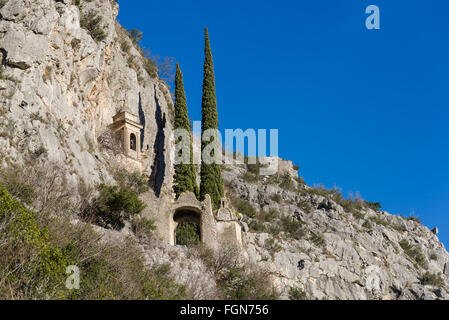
[118,103,134,115]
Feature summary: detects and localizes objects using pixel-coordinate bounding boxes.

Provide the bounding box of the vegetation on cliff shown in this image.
[200,28,224,210]
[0,184,186,299]
[173,63,199,199]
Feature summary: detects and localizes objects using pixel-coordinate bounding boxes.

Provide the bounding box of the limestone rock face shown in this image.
[1,0,448,301]
[0,0,174,196]
[223,163,449,300]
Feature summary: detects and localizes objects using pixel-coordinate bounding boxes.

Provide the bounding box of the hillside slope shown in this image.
[223,162,449,299]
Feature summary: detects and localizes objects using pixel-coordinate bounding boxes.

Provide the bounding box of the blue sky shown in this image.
[117,0,449,246]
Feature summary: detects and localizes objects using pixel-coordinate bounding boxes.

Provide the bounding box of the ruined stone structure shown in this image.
[141,191,243,250]
[215,198,243,248]
[109,109,242,250]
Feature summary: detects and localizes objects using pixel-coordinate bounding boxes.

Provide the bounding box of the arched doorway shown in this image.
[173,208,201,246]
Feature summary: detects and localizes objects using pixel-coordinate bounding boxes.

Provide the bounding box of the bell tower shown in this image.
[110,106,144,160]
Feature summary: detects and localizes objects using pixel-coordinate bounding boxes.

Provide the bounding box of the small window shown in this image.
[130,133,137,151]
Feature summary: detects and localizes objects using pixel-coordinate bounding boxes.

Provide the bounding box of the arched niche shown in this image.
[171,207,202,245]
[130,133,137,151]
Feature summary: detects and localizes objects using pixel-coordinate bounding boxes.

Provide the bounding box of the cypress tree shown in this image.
[200,28,224,209]
[173,63,199,198]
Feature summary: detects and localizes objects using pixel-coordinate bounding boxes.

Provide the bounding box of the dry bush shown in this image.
[191,244,278,300]
[131,216,156,242]
[196,244,242,277]
[182,270,220,300]
[97,128,122,155]
[0,162,74,215]
[144,49,175,85]
[0,186,188,300]
[74,179,98,225]
[111,169,149,194]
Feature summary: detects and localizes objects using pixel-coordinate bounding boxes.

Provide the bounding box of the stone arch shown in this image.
[173,207,202,245]
[171,206,203,245]
[143,192,217,248]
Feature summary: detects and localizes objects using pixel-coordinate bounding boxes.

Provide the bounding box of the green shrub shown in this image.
[112,169,149,194]
[127,56,138,71]
[219,267,279,300]
[399,239,413,251]
[0,186,68,299]
[231,197,256,218]
[0,186,187,300]
[248,219,267,233]
[143,57,158,78]
[280,216,305,240]
[369,215,389,227]
[265,174,280,186]
[241,171,259,183]
[71,38,81,51]
[242,160,270,183]
[399,239,427,269]
[297,199,312,214]
[289,286,307,300]
[365,201,382,211]
[128,28,143,46]
[120,40,131,53]
[80,11,106,42]
[392,223,407,232]
[279,174,295,191]
[247,162,261,176]
[295,176,306,186]
[340,199,364,213]
[306,185,340,198]
[405,216,422,224]
[258,208,277,222]
[175,221,200,246]
[306,185,382,214]
[131,217,156,240]
[82,184,146,229]
[362,220,372,230]
[264,237,281,256]
[270,194,282,203]
[0,169,35,205]
[309,232,326,247]
[420,272,444,287]
[267,224,281,236]
[352,209,365,220]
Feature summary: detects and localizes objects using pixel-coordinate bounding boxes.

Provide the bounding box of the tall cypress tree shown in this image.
[200,28,224,209]
[173,63,199,199]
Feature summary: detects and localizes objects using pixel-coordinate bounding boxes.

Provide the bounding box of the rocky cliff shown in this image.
[0,0,174,196]
[0,0,448,300]
[222,162,449,300]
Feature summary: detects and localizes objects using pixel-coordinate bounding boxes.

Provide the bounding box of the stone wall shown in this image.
[216,221,242,248]
[140,191,244,250]
[141,192,218,249]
